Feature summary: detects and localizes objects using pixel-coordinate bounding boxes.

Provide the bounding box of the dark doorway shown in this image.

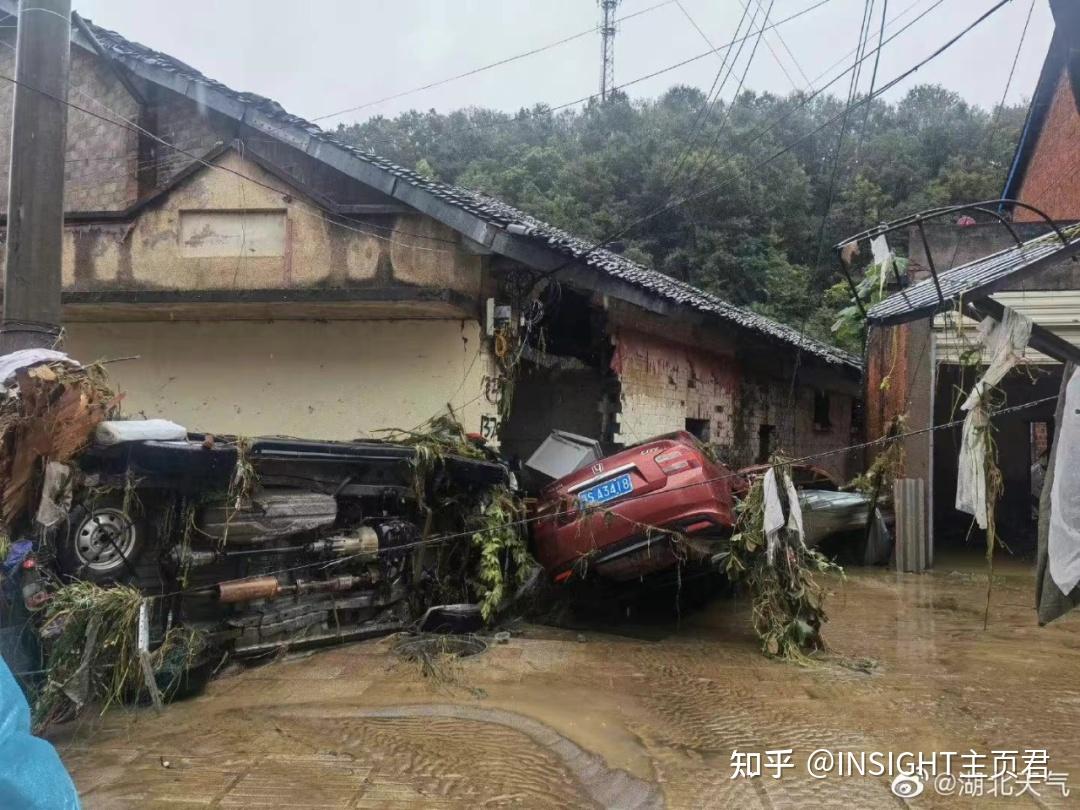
[932,363,1061,557]
[685,418,710,442]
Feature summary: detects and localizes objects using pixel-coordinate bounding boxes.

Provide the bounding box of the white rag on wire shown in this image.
[763,467,806,564]
[955,307,1033,528]
[870,235,893,297]
[1049,367,1080,595]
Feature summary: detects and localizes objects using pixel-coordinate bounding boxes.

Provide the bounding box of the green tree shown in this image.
[334,84,1026,347]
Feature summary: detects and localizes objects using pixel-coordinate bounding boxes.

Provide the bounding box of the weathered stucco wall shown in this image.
[64,319,498,440]
[0,150,482,297]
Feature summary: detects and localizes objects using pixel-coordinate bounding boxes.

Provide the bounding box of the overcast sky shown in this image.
[72,0,1053,128]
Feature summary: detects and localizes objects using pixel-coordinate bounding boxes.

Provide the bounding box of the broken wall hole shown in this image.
[684,417,710,443]
[757,425,775,464]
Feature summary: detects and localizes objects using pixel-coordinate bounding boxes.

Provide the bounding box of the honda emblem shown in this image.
[591,462,604,474]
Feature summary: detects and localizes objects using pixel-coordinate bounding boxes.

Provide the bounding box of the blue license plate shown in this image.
[579,473,634,506]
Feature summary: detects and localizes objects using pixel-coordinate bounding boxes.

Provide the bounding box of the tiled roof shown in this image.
[82,17,859,371]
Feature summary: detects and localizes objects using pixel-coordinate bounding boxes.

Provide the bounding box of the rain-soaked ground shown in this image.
[51,551,1080,808]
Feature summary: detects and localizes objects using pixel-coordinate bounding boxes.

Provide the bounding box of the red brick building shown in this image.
[863,0,1080,559]
[1003,0,1080,219]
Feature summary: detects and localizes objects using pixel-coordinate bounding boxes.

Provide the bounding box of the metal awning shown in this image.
[867,230,1080,326]
[835,199,1080,366]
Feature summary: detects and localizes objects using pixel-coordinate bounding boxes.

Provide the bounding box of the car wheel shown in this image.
[57,497,146,584]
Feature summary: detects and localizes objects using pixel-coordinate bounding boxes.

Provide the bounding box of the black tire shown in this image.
[56,495,148,585]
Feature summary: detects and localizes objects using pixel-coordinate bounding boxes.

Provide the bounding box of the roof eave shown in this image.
[1002,24,1072,203]
[108,48,860,371]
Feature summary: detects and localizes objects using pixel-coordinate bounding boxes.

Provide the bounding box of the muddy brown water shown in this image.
[52,553,1080,808]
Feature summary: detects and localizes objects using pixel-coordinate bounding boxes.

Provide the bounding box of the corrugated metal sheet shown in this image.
[868,229,1080,325]
[933,290,1080,364]
[894,478,929,572]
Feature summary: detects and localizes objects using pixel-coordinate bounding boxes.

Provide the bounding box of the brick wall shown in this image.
[0,38,139,211]
[0,36,236,212]
[1016,69,1080,221]
[610,328,857,478]
[150,92,233,190]
[611,329,738,449]
[732,375,855,479]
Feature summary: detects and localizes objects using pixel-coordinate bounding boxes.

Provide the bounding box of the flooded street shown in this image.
[52,554,1080,808]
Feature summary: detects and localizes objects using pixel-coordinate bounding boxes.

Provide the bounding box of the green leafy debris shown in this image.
[33,582,205,730]
[722,466,842,662]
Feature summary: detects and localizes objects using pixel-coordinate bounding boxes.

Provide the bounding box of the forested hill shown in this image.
[334,85,1026,352]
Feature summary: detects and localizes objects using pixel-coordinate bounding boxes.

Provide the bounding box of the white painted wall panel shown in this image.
[179,210,286,258]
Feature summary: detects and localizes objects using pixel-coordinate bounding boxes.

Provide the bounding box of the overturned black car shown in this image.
[46,433,508,656]
[0,354,512,721]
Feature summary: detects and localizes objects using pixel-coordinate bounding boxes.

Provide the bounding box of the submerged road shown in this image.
[53,553,1080,808]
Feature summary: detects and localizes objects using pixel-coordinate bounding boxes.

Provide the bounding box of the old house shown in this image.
[861,0,1080,559]
[0,4,861,477]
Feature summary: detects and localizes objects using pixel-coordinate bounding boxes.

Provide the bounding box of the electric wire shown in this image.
[355,0,932,151]
[1,0,993,318]
[678,0,798,93]
[309,0,677,122]
[0,0,861,276]
[853,0,888,164]
[661,0,755,193]
[590,0,1013,269]
[675,0,778,204]
[984,0,1036,156]
[784,0,876,443]
[755,0,813,90]
[525,0,957,293]
[0,44,471,255]
[354,0,836,148]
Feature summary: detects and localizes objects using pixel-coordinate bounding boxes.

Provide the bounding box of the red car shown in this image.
[531,431,741,582]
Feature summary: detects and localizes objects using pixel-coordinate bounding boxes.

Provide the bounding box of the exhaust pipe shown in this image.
[212,573,372,604]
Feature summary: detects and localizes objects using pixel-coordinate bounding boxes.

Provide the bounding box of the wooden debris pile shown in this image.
[0,360,119,531]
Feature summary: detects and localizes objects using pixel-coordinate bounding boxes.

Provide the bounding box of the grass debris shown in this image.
[850,413,907,495]
[381,414,534,623]
[393,633,487,682]
[33,581,204,729]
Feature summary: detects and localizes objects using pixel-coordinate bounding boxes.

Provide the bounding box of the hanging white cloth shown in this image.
[763,468,785,564]
[763,467,807,564]
[783,472,805,544]
[870,235,893,297]
[1049,367,1080,595]
[955,307,1033,528]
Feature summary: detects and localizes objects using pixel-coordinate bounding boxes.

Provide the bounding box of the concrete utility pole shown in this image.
[1,0,72,352]
[598,0,620,101]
